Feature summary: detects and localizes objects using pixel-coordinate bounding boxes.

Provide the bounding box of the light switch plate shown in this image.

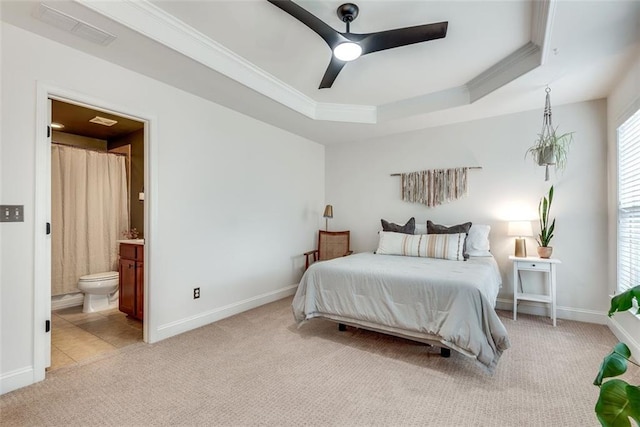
[0,205,24,222]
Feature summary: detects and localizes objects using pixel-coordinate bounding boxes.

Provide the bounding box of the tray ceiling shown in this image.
[1,0,639,144]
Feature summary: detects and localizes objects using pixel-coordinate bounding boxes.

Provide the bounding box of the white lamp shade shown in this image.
[508,221,533,237]
[333,42,362,61]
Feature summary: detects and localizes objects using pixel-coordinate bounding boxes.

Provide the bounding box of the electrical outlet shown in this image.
[193,287,200,299]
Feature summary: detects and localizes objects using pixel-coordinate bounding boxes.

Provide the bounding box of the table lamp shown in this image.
[323,205,333,231]
[508,220,533,257]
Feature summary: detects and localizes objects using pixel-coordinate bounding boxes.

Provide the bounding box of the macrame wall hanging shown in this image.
[390,167,481,207]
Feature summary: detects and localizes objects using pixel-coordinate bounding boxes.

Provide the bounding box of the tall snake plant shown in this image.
[537,186,555,247]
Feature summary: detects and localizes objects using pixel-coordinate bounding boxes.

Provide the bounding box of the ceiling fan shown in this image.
[267,1,448,89]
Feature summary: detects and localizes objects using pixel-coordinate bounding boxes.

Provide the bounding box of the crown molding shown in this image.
[531,0,556,64]
[76,0,553,124]
[77,0,313,120]
[466,42,542,103]
[315,103,377,123]
[378,86,470,122]
[463,1,555,104]
[77,0,376,124]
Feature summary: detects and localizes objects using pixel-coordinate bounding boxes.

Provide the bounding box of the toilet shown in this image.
[77,271,119,313]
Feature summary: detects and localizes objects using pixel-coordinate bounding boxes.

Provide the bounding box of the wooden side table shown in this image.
[510,255,561,326]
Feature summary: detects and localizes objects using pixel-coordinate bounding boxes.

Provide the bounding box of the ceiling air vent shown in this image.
[33,3,117,46]
[89,116,118,127]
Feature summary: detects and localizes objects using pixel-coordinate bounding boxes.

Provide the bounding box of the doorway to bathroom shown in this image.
[48,98,146,370]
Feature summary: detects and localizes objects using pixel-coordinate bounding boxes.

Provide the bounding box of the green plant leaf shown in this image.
[626,385,640,423]
[595,379,640,427]
[609,286,640,316]
[526,131,573,171]
[537,186,555,246]
[610,292,635,316]
[594,343,631,386]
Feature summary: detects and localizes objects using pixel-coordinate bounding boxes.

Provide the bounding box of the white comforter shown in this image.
[292,252,510,371]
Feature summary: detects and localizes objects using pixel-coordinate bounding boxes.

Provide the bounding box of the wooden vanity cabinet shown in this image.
[119,243,144,320]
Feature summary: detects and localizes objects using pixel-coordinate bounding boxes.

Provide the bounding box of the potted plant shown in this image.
[526,127,574,171]
[594,285,640,426]
[536,186,555,258]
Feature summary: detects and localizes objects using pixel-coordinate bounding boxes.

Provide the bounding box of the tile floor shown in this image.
[49,306,142,371]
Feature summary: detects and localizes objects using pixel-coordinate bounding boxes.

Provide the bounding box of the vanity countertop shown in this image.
[117,239,144,245]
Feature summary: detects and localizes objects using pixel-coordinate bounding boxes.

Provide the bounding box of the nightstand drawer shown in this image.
[517,261,551,272]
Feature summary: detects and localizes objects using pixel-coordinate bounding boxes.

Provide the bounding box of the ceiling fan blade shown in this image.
[319,57,347,89]
[267,0,343,48]
[359,22,448,55]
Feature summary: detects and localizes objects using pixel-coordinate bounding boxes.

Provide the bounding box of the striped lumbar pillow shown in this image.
[376,231,466,261]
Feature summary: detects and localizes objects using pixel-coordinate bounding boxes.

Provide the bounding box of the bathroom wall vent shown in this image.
[33,3,117,46]
[89,116,118,127]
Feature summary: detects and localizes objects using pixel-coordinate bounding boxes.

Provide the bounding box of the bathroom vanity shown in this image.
[118,241,144,321]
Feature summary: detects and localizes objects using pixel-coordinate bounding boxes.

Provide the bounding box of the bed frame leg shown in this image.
[440,347,451,358]
[338,323,347,332]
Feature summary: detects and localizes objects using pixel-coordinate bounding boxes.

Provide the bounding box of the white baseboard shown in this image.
[496,298,608,325]
[154,284,298,342]
[51,293,83,310]
[608,315,640,361]
[0,366,35,395]
[2,287,297,395]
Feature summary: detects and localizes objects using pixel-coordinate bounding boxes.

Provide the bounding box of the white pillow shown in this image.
[376,231,466,261]
[466,224,491,256]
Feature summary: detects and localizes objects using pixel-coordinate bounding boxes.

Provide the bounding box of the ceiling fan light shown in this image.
[333,42,362,61]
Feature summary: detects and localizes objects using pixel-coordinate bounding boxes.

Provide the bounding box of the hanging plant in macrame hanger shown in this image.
[525,87,574,181]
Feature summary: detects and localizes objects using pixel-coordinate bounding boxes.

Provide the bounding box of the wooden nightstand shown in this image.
[510,255,561,326]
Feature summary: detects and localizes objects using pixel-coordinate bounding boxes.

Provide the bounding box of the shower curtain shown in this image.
[51,145,129,296]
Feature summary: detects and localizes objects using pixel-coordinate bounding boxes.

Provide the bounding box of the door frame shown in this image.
[34,82,158,381]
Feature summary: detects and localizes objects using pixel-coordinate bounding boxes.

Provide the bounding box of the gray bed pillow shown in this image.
[381,217,415,234]
[427,220,472,235]
[427,220,472,259]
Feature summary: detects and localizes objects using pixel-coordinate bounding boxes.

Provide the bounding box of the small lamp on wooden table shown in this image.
[508,220,533,258]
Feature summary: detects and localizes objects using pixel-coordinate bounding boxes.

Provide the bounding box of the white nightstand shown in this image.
[510,255,561,326]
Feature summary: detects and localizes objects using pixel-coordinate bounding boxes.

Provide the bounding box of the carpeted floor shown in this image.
[0,297,621,426]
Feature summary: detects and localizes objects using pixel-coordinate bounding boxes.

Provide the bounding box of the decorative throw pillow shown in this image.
[426,220,472,260]
[466,224,492,256]
[376,231,466,261]
[426,220,472,235]
[381,217,415,234]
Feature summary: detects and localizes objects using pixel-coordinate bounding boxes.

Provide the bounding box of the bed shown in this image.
[292,247,510,372]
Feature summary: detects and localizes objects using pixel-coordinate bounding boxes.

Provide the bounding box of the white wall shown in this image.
[606,51,640,356]
[0,22,324,393]
[326,99,609,322]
